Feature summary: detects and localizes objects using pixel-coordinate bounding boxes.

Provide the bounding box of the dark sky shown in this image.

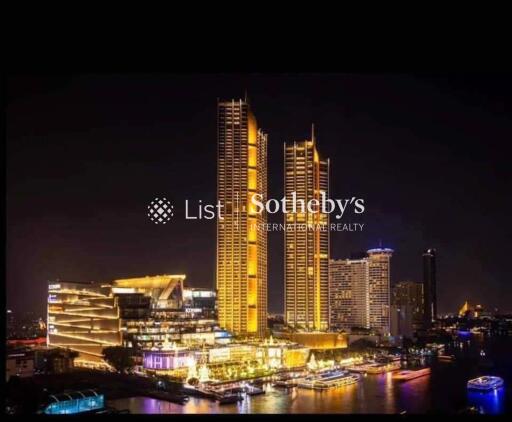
[6,74,512,317]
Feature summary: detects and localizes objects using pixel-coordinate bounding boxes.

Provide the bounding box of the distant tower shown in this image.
[367,248,393,335]
[423,248,437,327]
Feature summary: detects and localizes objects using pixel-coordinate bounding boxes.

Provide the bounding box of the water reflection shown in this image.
[107,336,510,414]
[467,388,505,415]
[108,376,430,414]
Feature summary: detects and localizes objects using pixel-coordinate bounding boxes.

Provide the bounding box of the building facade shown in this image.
[329,258,369,331]
[423,248,437,327]
[46,276,221,368]
[367,248,393,335]
[217,98,268,337]
[391,281,424,337]
[284,134,330,331]
[112,275,220,350]
[183,287,217,320]
[329,248,393,335]
[47,281,122,369]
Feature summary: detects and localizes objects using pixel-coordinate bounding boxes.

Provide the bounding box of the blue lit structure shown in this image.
[43,389,105,414]
[366,248,394,254]
[467,376,504,391]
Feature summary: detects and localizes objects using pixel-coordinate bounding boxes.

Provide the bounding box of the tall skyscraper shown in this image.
[423,248,437,327]
[284,131,330,331]
[329,258,369,331]
[367,248,393,335]
[217,98,268,337]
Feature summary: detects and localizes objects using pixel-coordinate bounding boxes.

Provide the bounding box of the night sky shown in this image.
[6,74,512,317]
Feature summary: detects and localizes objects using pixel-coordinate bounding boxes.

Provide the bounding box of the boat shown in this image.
[392,367,431,381]
[298,370,360,390]
[217,393,242,404]
[273,379,298,388]
[246,386,265,396]
[366,362,401,374]
[346,365,368,374]
[243,383,265,396]
[467,376,504,391]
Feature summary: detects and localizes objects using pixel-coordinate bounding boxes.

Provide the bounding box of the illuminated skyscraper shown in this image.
[217,98,268,337]
[367,248,393,335]
[284,130,330,331]
[423,248,437,327]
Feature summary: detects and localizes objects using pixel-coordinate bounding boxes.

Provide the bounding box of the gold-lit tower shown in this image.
[284,127,330,331]
[217,98,267,337]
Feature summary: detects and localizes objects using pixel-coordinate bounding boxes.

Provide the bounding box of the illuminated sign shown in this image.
[192,291,215,298]
[185,308,202,314]
[112,287,137,294]
[143,350,191,370]
[48,284,61,290]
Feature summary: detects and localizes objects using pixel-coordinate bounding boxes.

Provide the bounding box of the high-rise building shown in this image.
[329,248,392,335]
[423,248,437,327]
[392,281,424,324]
[329,258,369,331]
[367,248,393,335]
[217,98,268,337]
[284,132,330,331]
[390,281,424,337]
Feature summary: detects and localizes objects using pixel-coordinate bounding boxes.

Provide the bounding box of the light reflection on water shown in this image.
[107,335,510,414]
[467,388,505,415]
[108,374,432,414]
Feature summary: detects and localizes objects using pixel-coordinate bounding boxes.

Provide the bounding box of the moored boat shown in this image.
[392,367,431,381]
[216,392,242,404]
[298,370,360,389]
[273,379,298,388]
[467,376,504,391]
[366,361,401,374]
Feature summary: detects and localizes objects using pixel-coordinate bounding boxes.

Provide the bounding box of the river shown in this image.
[108,335,511,414]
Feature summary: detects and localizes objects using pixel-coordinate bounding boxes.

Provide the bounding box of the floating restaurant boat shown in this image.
[366,361,401,374]
[467,376,504,392]
[346,366,368,374]
[298,370,360,390]
[392,367,431,381]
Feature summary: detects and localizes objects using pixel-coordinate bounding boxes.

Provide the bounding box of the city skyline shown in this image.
[6,74,512,316]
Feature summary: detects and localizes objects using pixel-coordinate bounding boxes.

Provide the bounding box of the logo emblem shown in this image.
[148,197,173,224]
